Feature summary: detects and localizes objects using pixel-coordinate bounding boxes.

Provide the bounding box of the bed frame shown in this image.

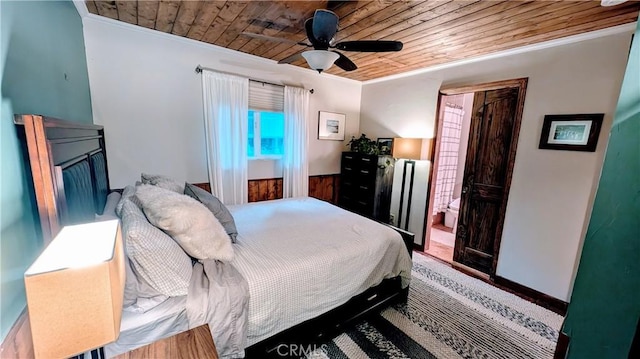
[15,114,412,358]
[15,114,110,244]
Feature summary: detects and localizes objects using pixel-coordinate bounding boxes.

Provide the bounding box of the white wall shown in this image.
[361,76,441,244]
[82,16,361,188]
[360,31,632,301]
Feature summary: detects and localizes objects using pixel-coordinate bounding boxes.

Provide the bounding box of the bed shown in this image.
[15,114,413,358]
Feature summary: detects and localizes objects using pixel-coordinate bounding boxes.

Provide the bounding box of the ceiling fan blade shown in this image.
[278,52,303,64]
[334,40,403,52]
[333,51,357,72]
[312,9,339,46]
[241,32,310,47]
[305,18,323,49]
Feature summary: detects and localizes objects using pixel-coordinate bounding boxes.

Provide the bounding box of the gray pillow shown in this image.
[136,185,234,262]
[120,200,193,296]
[184,183,238,243]
[141,173,184,194]
[116,185,141,217]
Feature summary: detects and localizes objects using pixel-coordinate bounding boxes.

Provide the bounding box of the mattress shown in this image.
[228,197,412,346]
[106,197,412,355]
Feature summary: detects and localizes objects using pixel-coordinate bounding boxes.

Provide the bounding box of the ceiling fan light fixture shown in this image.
[302,50,340,73]
[600,0,628,6]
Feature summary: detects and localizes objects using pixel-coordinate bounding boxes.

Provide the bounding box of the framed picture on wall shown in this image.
[538,114,604,152]
[318,111,346,140]
[377,138,393,155]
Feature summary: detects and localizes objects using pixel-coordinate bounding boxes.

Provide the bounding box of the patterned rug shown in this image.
[309,254,563,359]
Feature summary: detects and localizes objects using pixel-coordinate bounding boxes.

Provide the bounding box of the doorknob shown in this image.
[462,186,469,194]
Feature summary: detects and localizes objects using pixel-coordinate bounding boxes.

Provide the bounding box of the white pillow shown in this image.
[135,185,234,262]
[141,173,184,194]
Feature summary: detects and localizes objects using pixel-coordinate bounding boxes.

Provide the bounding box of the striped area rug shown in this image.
[310,254,563,359]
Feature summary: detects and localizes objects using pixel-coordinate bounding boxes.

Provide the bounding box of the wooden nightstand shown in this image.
[113,324,218,359]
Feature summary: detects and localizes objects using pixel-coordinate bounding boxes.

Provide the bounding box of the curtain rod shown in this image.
[195,65,314,94]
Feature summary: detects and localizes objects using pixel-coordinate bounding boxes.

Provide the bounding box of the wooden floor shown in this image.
[413,250,566,315]
[424,240,454,263]
[425,224,455,263]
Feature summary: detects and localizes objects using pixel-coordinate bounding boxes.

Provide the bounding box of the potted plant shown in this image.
[347,134,379,155]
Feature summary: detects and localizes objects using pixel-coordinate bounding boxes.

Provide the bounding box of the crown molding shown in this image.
[364,22,637,85]
[72,0,89,18]
[82,14,362,86]
[77,9,635,86]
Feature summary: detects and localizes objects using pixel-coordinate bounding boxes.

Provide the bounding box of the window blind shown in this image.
[249,80,284,112]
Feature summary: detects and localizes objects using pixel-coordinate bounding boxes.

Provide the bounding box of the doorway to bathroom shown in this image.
[424,93,473,263]
[424,78,528,276]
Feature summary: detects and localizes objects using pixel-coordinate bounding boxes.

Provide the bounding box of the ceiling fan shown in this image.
[242,9,403,73]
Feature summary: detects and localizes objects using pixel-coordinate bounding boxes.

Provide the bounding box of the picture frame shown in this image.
[377,138,394,155]
[318,111,346,140]
[538,114,604,152]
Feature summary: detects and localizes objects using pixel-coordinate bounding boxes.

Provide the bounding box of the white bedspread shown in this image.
[106,197,412,357]
[228,197,412,346]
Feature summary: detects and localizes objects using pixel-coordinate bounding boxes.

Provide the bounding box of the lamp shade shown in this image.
[301,50,340,72]
[392,138,434,160]
[25,220,125,359]
[393,138,423,160]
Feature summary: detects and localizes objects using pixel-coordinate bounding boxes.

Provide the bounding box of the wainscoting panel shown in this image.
[193,182,211,193]
[194,174,340,204]
[248,178,283,202]
[309,174,340,204]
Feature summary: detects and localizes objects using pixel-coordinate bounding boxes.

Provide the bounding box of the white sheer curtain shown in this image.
[201,70,249,205]
[282,86,310,198]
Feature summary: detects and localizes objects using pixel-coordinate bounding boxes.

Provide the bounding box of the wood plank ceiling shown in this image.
[87,1,640,81]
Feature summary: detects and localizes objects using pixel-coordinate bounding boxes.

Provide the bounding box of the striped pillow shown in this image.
[120,200,192,296]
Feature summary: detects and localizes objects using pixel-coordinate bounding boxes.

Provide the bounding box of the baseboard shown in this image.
[553,331,570,359]
[494,276,568,316]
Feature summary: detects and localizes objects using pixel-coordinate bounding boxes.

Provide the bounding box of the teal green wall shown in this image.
[563,22,640,358]
[1,0,93,341]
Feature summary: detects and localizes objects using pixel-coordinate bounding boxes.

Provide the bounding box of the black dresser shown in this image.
[339,152,394,222]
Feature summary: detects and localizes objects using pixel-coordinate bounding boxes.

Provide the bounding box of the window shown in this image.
[248,110,284,157]
[248,80,285,158]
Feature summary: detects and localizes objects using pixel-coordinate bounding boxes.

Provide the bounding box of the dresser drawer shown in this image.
[339,152,393,221]
[341,153,356,170]
[357,154,377,166]
[341,165,356,177]
[355,182,375,198]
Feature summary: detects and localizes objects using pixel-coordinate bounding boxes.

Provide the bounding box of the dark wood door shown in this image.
[453,86,522,275]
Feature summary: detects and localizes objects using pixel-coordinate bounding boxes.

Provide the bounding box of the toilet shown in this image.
[444,198,461,233]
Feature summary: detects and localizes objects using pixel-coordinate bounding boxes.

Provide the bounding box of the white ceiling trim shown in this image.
[81,12,361,85]
[364,22,637,85]
[73,4,636,85]
[72,0,89,18]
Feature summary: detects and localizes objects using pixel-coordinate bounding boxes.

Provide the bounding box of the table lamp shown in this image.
[24,219,125,359]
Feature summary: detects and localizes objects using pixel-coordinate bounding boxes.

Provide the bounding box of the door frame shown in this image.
[422,78,528,275]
